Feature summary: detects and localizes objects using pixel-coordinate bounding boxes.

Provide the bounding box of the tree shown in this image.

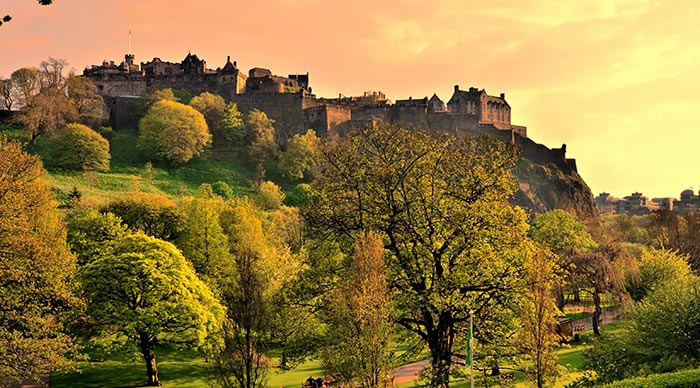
[322,232,394,388]
[568,244,629,336]
[0,78,13,110]
[190,92,226,143]
[78,233,225,386]
[66,75,108,128]
[101,194,184,242]
[256,180,285,210]
[66,209,128,266]
[48,123,110,172]
[1,0,53,27]
[279,129,320,180]
[9,67,39,109]
[307,123,531,388]
[222,103,246,146]
[515,247,560,388]
[145,88,178,107]
[38,57,68,89]
[625,247,691,301]
[529,209,597,310]
[211,247,269,388]
[138,99,211,164]
[16,86,78,142]
[0,138,78,386]
[176,186,232,282]
[247,109,278,185]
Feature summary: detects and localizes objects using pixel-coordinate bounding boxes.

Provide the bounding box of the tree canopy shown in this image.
[78,233,225,386]
[48,123,110,172]
[0,138,78,385]
[138,99,211,164]
[307,123,531,387]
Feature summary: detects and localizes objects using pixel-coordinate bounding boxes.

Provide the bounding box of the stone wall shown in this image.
[106,96,147,130]
[232,93,321,142]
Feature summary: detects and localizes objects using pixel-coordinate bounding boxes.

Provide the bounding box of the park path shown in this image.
[392,309,623,386]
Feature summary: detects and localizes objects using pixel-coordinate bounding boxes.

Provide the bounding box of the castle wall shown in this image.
[304,104,351,136]
[233,93,320,142]
[105,96,147,130]
[426,112,480,135]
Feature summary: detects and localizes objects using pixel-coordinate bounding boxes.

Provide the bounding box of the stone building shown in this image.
[84,52,247,100]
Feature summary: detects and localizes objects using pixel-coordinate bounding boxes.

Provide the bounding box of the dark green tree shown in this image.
[100,194,184,242]
[246,109,277,185]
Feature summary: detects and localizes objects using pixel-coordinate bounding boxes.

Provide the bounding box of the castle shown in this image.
[83,52,529,142]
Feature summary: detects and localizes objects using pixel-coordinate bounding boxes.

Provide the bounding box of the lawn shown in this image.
[53,322,627,387]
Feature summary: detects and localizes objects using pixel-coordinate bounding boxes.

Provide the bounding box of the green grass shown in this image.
[51,347,211,388]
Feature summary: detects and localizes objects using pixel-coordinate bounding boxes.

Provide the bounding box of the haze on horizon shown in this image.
[2,0,698,200]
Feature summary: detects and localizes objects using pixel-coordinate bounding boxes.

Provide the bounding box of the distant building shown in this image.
[595,192,619,214]
[673,189,700,214]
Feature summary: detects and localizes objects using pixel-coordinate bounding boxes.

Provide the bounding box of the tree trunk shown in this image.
[427,322,455,388]
[554,284,565,311]
[592,290,601,337]
[139,333,161,386]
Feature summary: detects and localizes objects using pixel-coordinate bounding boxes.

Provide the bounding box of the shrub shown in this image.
[211,181,234,200]
[138,100,211,164]
[49,123,110,172]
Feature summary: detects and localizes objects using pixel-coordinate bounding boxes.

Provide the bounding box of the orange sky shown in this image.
[2,0,699,199]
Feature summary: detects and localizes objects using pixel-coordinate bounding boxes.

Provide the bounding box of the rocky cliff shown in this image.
[509,134,599,223]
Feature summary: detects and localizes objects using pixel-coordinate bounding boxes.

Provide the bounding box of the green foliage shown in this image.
[599,368,700,388]
[308,123,530,388]
[190,92,225,143]
[0,138,78,385]
[256,180,285,210]
[530,209,597,254]
[285,182,315,207]
[322,232,394,387]
[630,276,700,361]
[100,194,184,242]
[145,88,177,106]
[48,123,111,172]
[138,99,212,164]
[77,233,225,386]
[247,109,278,184]
[221,102,246,146]
[515,247,561,388]
[172,89,193,104]
[211,181,235,200]
[176,194,232,281]
[278,129,320,180]
[66,209,128,266]
[626,248,692,301]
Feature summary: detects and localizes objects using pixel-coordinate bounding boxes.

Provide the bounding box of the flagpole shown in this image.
[469,310,474,388]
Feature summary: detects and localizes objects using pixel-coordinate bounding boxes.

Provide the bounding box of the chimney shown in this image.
[227,55,231,63]
[454,84,459,92]
[500,93,505,100]
[234,61,237,67]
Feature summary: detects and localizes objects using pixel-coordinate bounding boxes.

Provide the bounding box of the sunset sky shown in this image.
[2,0,699,199]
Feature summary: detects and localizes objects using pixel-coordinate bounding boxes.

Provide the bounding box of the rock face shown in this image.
[510,135,599,223]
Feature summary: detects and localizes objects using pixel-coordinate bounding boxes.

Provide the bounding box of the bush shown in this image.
[211,181,234,200]
[49,123,110,172]
[256,181,285,210]
[138,100,211,164]
[600,368,700,388]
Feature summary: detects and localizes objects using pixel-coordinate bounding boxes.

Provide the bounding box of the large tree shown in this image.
[0,78,13,110]
[0,139,78,386]
[78,233,225,386]
[48,123,110,172]
[138,99,211,164]
[307,123,531,388]
[66,75,108,128]
[9,67,39,109]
